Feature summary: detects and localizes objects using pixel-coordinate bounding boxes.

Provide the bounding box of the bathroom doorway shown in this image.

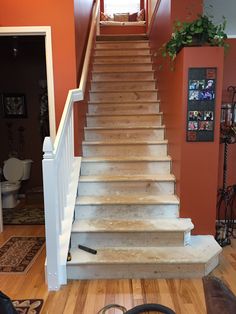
[0,27,55,224]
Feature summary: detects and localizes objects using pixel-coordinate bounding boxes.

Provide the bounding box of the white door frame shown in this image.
[0,26,56,141]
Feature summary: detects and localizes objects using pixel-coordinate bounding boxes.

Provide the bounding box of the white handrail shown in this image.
[42,0,100,290]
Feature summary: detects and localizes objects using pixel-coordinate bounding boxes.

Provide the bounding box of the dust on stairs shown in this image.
[67,36,222,280]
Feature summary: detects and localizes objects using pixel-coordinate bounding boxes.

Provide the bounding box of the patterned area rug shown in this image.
[13,299,44,314]
[0,236,45,273]
[2,207,45,225]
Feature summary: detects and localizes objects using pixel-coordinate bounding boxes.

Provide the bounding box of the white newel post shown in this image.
[43,137,61,290]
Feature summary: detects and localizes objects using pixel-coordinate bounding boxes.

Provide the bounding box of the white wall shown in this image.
[204,0,236,37]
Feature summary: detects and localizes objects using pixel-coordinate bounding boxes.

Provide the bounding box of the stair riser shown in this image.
[75,204,179,219]
[96,42,150,49]
[84,129,164,141]
[81,161,171,176]
[90,81,156,91]
[78,181,174,196]
[71,231,187,248]
[94,49,151,56]
[94,56,152,64]
[92,72,154,81]
[82,144,167,157]
[88,103,160,114]
[86,116,162,127]
[67,261,211,280]
[89,91,158,102]
[93,64,153,72]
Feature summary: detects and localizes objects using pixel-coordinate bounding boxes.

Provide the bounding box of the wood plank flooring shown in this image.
[0,225,236,314]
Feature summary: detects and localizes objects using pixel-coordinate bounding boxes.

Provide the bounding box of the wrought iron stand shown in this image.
[215,86,236,246]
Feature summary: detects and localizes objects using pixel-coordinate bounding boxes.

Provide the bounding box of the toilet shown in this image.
[1,158,33,208]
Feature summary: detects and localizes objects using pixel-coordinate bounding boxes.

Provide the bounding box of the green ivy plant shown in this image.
[161,14,229,61]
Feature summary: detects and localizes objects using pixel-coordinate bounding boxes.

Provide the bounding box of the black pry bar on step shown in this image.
[78,244,97,255]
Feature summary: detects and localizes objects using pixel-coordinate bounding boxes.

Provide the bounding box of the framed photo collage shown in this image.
[187,68,216,142]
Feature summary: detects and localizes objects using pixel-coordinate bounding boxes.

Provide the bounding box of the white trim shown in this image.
[0,26,56,141]
[227,35,236,39]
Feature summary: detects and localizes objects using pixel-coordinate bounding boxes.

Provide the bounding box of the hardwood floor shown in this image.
[0,225,236,314]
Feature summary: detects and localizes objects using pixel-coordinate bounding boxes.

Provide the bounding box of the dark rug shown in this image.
[203,276,236,314]
[2,207,44,225]
[13,299,44,314]
[0,236,45,273]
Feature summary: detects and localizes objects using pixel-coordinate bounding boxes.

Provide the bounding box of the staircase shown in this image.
[67,37,221,280]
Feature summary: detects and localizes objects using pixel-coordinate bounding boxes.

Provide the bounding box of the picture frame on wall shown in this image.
[2,93,27,118]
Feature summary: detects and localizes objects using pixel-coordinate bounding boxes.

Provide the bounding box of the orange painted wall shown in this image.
[0,0,77,128]
[149,0,225,234]
[219,38,236,188]
[178,47,224,235]
[74,0,94,82]
[73,0,94,155]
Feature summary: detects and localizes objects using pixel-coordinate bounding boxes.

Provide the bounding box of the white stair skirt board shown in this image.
[66,38,222,281]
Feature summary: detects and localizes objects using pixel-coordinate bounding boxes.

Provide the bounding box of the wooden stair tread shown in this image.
[96,35,148,41]
[86,113,162,117]
[82,140,168,145]
[93,62,152,65]
[89,89,157,93]
[91,80,156,83]
[95,49,150,52]
[68,235,221,265]
[77,194,179,205]
[88,100,160,104]
[79,174,175,182]
[96,40,149,44]
[92,70,155,74]
[85,126,165,130]
[72,218,193,233]
[81,156,171,162]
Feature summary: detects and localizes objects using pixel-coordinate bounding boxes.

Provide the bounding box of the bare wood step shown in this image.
[77,194,179,205]
[75,194,179,219]
[96,41,150,49]
[94,56,152,64]
[89,90,158,102]
[92,71,155,81]
[94,48,151,57]
[81,156,172,176]
[75,204,179,220]
[84,126,165,141]
[78,174,175,196]
[88,102,160,114]
[86,114,162,127]
[93,64,153,72]
[67,236,222,280]
[82,140,168,157]
[71,218,193,248]
[96,35,148,41]
[90,81,156,91]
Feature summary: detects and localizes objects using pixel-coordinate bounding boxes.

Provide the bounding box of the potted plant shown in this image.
[161,14,229,61]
